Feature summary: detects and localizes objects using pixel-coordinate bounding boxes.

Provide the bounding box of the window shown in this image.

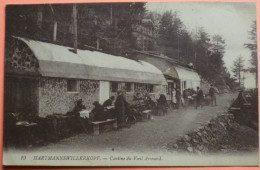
[67,79,79,92]
[146,84,154,93]
[183,81,187,89]
[125,83,132,92]
[167,83,172,94]
[111,82,118,93]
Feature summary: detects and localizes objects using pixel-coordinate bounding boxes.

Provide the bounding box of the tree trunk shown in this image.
[73,4,77,54]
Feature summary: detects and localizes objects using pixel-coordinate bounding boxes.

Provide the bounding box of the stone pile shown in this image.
[169,114,238,154]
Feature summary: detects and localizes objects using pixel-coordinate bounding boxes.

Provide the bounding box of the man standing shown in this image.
[115,90,128,128]
[176,89,181,109]
[196,87,204,109]
[209,84,218,106]
[183,88,189,107]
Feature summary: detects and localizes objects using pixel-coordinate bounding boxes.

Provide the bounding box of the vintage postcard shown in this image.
[2,1,259,166]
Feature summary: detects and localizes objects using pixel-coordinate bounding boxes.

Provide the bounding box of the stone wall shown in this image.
[39,77,99,117]
[5,37,39,73]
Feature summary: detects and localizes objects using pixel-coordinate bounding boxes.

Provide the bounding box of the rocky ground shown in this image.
[167,113,258,154]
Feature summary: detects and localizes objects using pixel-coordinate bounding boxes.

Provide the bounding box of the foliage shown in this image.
[244,20,258,87]
[6,3,146,56]
[5,4,237,89]
[231,56,245,87]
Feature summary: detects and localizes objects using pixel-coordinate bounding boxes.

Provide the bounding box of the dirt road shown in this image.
[31,92,237,153]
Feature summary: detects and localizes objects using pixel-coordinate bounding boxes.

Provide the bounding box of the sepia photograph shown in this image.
[2,1,259,166]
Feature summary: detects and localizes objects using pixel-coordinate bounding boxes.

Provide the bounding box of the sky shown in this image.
[145,1,257,88]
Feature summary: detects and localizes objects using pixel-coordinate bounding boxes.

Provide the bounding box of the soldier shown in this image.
[196,87,204,109]
[209,84,218,106]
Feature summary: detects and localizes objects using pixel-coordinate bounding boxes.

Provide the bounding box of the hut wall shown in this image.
[4,37,40,115]
[38,77,99,117]
[109,82,166,104]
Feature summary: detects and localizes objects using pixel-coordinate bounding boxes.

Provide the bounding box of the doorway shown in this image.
[4,77,38,114]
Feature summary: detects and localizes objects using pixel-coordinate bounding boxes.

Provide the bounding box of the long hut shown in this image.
[4,36,167,117]
[132,51,201,100]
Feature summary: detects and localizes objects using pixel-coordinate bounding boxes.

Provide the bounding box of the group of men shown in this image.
[173,84,219,109]
[70,84,219,132]
[71,90,128,130]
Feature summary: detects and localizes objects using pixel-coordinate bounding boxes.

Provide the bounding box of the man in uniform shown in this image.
[196,87,204,109]
[209,84,218,106]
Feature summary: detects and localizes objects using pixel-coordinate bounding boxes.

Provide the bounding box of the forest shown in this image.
[5,3,257,89]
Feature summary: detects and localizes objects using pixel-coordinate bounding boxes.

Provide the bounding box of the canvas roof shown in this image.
[174,65,200,82]
[133,51,200,82]
[15,37,167,85]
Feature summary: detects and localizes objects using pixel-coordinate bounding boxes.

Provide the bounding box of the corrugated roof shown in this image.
[14,37,167,85]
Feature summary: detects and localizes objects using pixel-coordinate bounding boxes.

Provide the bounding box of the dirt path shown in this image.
[31,93,237,153]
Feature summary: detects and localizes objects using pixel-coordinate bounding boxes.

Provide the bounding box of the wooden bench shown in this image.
[92,119,117,135]
[142,110,153,120]
[229,107,241,111]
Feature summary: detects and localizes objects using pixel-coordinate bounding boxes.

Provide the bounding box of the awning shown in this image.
[14,37,167,85]
[174,65,200,82]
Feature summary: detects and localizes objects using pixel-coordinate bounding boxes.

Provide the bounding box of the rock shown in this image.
[198,127,204,131]
[197,145,204,151]
[203,130,208,135]
[201,137,208,143]
[220,145,228,149]
[211,137,217,144]
[204,125,211,131]
[193,139,198,143]
[219,122,226,128]
[187,147,193,152]
[194,149,202,155]
[185,142,191,147]
[202,147,209,152]
[173,144,178,149]
[184,135,191,141]
[197,132,202,136]
[220,149,228,153]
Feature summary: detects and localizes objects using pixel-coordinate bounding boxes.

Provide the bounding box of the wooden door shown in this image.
[4,77,38,114]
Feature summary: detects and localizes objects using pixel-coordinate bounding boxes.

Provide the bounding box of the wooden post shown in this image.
[110,5,113,25]
[97,38,99,50]
[93,124,99,135]
[141,27,144,51]
[114,18,118,34]
[112,120,117,130]
[37,6,43,29]
[37,6,43,39]
[53,21,57,42]
[73,4,77,53]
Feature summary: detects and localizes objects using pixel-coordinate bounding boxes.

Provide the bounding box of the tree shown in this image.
[6,3,146,56]
[244,20,258,87]
[232,56,245,87]
[194,27,211,77]
[158,11,174,56]
[209,35,226,77]
[211,35,225,54]
[158,11,193,64]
